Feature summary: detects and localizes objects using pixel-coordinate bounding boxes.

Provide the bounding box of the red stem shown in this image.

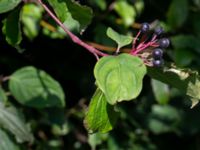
[36,0,108,59]
[132,40,158,55]
[132,31,141,51]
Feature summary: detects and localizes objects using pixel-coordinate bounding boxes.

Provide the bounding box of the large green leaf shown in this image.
[107,27,133,49]
[47,0,93,31]
[0,0,21,14]
[148,66,200,107]
[2,7,22,46]
[0,87,7,103]
[84,89,118,133]
[167,0,188,29]
[0,102,34,143]
[94,54,147,105]
[0,129,20,150]
[9,66,65,108]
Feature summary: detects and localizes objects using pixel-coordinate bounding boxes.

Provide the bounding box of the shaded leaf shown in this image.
[148,65,200,108]
[151,79,170,105]
[91,0,107,10]
[171,35,200,52]
[0,0,21,14]
[0,87,7,103]
[9,66,65,108]
[94,54,146,105]
[84,89,118,133]
[167,0,188,28]
[0,129,20,150]
[107,27,133,49]
[148,105,180,134]
[2,7,22,46]
[0,102,34,143]
[88,133,108,150]
[174,48,195,67]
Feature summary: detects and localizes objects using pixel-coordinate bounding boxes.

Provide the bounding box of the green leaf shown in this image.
[65,0,93,31]
[0,0,21,14]
[0,129,20,150]
[114,1,136,26]
[47,0,93,31]
[90,0,107,10]
[167,0,188,29]
[88,133,108,150]
[148,105,180,134]
[174,48,195,67]
[0,87,7,103]
[171,35,200,52]
[107,27,133,49]
[2,7,22,46]
[151,79,170,105]
[0,102,34,143]
[84,89,118,133]
[94,54,147,105]
[147,66,200,108]
[21,4,43,40]
[192,13,200,37]
[9,66,65,108]
[46,0,68,23]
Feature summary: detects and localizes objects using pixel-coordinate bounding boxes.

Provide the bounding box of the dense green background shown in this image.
[1,0,200,149]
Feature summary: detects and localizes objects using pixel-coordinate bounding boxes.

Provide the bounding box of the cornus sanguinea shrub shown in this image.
[1,0,200,149]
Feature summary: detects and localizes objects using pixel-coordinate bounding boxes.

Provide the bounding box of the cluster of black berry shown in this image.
[140,23,170,67]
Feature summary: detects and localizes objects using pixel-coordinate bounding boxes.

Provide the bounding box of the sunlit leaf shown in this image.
[47,0,93,31]
[21,4,43,40]
[107,27,133,49]
[94,54,146,105]
[114,1,136,26]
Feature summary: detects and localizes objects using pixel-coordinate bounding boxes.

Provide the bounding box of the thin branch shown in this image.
[40,20,57,32]
[132,30,141,51]
[86,41,131,53]
[36,0,108,58]
[115,45,121,54]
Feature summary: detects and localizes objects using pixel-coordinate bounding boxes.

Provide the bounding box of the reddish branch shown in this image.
[35,0,160,64]
[36,0,108,59]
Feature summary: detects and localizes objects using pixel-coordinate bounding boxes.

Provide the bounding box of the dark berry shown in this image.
[152,48,163,59]
[159,38,170,48]
[154,26,164,35]
[153,59,164,67]
[141,23,150,33]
